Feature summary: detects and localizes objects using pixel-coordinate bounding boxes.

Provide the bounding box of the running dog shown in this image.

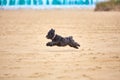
[46,29,80,49]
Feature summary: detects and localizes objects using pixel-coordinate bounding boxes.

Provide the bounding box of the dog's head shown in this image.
[46,29,55,39]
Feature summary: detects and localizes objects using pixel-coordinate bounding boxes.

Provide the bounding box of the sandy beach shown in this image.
[0,10,120,80]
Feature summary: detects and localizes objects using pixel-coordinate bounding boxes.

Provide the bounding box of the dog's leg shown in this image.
[69,44,79,49]
[74,42,80,47]
[68,41,80,49]
[46,42,59,46]
[46,42,53,46]
[69,37,80,47]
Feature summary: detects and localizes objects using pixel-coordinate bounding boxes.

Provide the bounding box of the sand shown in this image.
[0,10,120,80]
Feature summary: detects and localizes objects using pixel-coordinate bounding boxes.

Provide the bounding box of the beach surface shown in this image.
[0,10,120,80]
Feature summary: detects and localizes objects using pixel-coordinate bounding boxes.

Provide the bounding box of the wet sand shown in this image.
[0,10,120,80]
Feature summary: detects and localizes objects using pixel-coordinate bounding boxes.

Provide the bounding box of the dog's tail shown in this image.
[69,36,73,38]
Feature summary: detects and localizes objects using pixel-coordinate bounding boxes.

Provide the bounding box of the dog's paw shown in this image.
[46,42,50,46]
[46,42,53,46]
[74,46,79,49]
[78,44,80,47]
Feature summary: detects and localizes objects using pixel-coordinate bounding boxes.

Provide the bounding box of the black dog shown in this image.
[46,29,80,49]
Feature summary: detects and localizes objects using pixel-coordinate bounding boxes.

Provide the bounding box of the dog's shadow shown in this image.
[44,48,79,53]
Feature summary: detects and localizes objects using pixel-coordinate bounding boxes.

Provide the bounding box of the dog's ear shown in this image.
[51,28,55,32]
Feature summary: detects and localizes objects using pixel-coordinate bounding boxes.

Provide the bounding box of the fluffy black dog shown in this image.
[46,29,80,49]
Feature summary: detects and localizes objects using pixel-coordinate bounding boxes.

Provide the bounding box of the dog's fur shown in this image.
[46,29,80,49]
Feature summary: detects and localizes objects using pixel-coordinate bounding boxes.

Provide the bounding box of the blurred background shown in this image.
[0,0,107,9]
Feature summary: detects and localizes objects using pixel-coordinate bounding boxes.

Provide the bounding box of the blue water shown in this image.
[0,0,102,9]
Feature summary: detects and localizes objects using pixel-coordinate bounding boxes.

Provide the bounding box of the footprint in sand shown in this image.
[82,74,93,80]
[110,56,120,61]
[9,66,21,69]
[95,66,102,69]
[16,58,22,62]
[92,57,97,59]
[0,73,17,78]
[29,72,52,78]
[88,66,102,71]
[111,56,119,59]
[81,48,84,51]
[57,75,70,79]
[88,48,92,51]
